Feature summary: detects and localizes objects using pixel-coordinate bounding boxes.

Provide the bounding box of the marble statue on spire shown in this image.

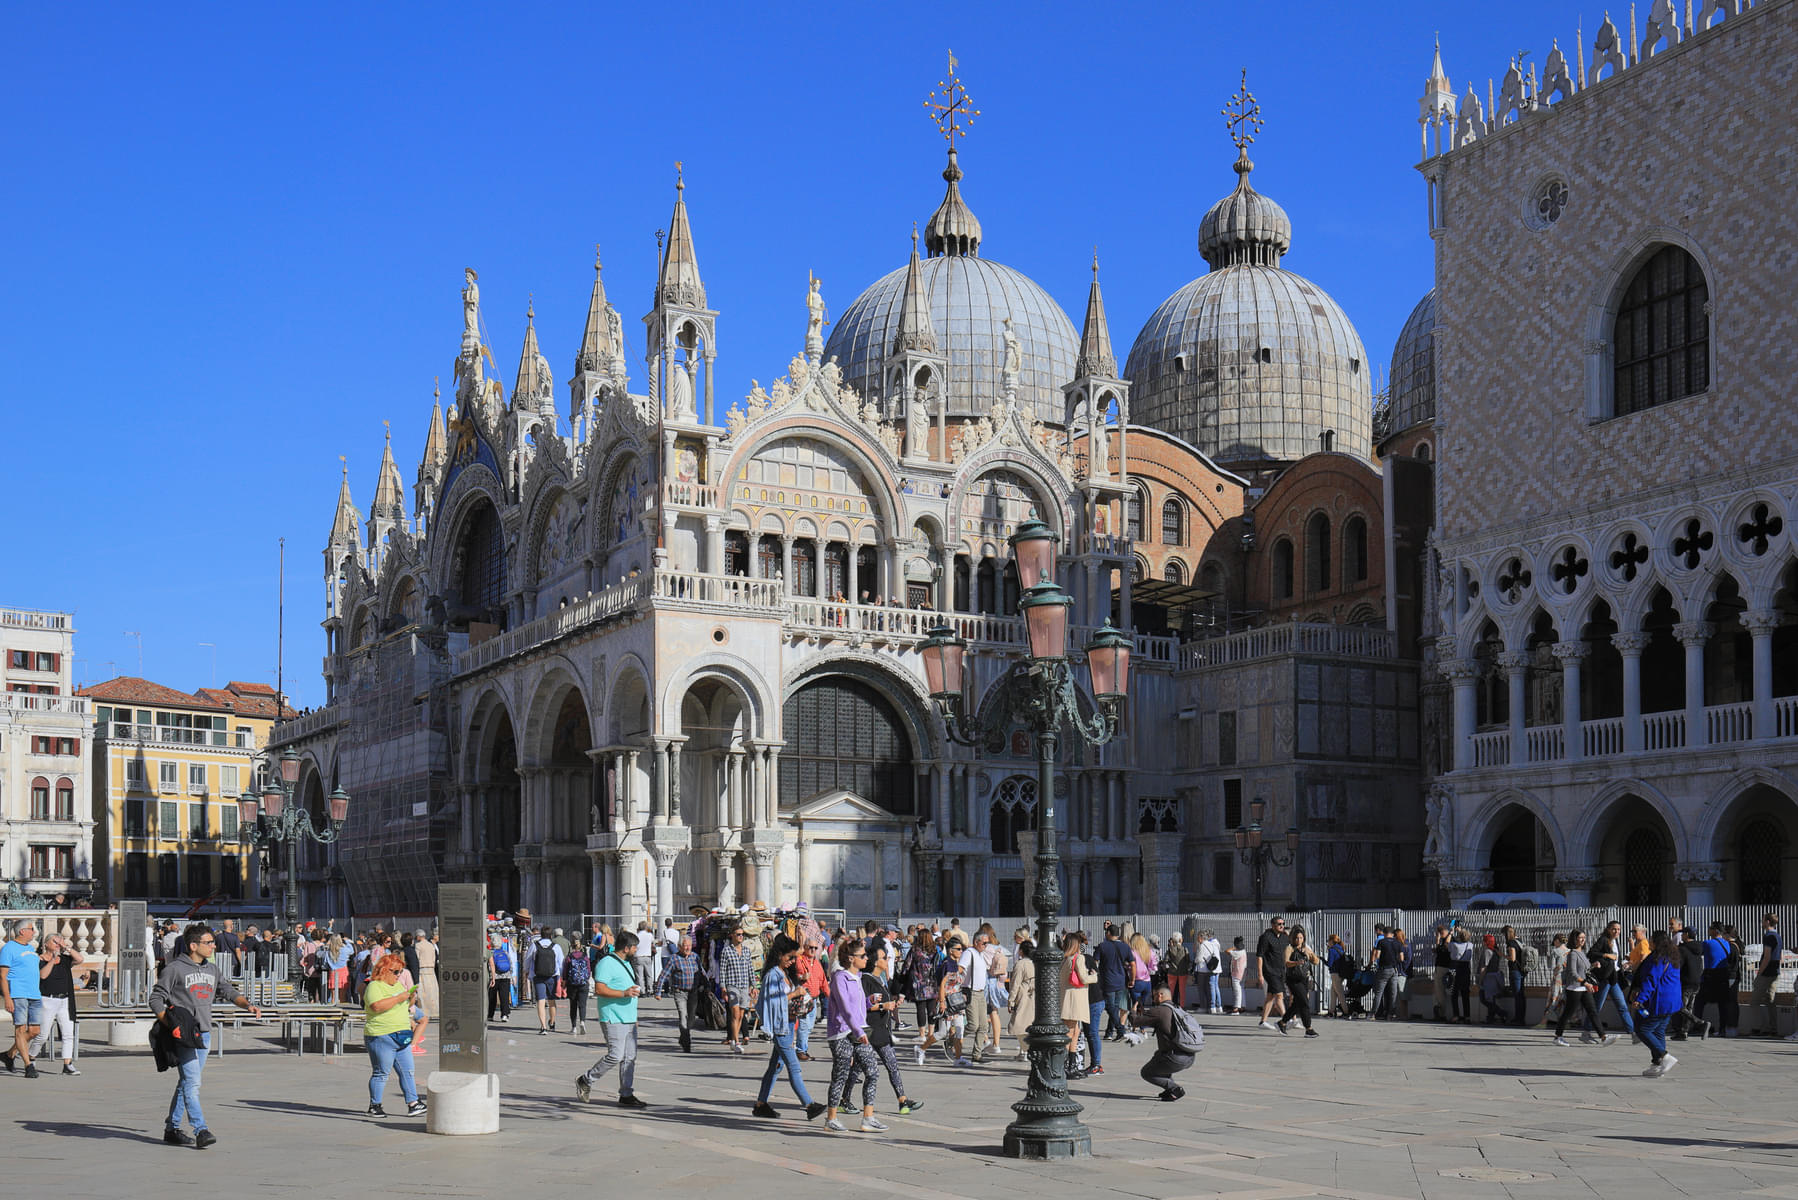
[461,268,481,352]
[1000,316,1021,398]
[805,273,827,362]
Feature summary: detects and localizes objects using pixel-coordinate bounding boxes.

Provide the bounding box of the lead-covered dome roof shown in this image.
[1124,150,1372,467]
[1385,287,1436,439]
[826,150,1079,425]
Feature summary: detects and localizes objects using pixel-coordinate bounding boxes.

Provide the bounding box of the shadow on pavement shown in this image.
[19,1121,161,1143]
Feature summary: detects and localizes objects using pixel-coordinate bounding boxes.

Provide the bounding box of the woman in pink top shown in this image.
[822,939,886,1134]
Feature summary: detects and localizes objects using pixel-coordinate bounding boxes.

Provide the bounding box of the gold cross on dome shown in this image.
[1221,68,1264,151]
[924,49,980,148]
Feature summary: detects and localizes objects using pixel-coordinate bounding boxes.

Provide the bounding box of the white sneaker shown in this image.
[825,1118,847,1132]
[1258,1020,1277,1031]
[1553,1037,1570,1046]
[861,1116,889,1132]
[914,1046,926,1066]
[1601,1034,1622,1046]
[1657,1054,1678,1075]
[954,1056,973,1068]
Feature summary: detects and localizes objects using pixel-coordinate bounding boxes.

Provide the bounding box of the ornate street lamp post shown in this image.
[239,749,349,974]
[1233,796,1299,913]
[918,519,1131,1160]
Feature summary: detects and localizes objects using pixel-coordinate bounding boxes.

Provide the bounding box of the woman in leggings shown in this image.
[1277,927,1323,1037]
[1553,929,1620,1047]
[904,930,940,1059]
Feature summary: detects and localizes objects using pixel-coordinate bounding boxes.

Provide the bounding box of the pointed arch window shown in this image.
[1612,245,1709,416]
[990,776,1039,854]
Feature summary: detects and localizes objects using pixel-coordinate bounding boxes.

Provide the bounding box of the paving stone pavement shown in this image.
[9,1004,1798,1198]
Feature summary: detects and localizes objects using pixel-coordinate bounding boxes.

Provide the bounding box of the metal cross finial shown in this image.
[924,50,981,149]
[339,454,347,476]
[1221,68,1264,151]
[675,160,683,189]
[383,419,391,440]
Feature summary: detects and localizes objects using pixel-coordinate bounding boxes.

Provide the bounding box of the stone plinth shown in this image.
[425,1070,500,1135]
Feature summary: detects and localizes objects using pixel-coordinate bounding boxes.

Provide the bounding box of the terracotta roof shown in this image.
[77,676,227,711]
[196,685,294,720]
[227,680,276,695]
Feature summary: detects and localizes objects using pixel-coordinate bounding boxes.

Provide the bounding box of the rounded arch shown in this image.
[428,462,506,588]
[460,686,519,781]
[784,651,940,763]
[950,455,1070,556]
[1568,778,1689,866]
[1461,787,1567,870]
[658,652,771,741]
[720,419,904,534]
[385,573,423,629]
[780,655,930,816]
[1584,227,1718,421]
[519,661,596,767]
[607,654,653,745]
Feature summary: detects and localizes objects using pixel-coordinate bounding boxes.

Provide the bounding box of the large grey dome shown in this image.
[1124,156,1372,467]
[1385,288,1436,439]
[826,254,1078,425]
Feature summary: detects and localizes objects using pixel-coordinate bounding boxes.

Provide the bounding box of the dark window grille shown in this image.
[1613,245,1709,416]
[779,677,914,815]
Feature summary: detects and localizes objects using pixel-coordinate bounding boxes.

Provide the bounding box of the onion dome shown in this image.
[1385,288,1436,439]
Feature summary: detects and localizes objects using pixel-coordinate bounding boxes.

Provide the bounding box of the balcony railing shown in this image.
[458,574,654,675]
[1525,725,1563,764]
[663,480,721,509]
[1707,700,1754,746]
[1643,710,1686,752]
[651,569,784,610]
[1179,622,1399,670]
[1471,730,1510,768]
[1,608,72,630]
[273,704,343,744]
[1582,716,1624,757]
[106,723,255,749]
[0,694,90,714]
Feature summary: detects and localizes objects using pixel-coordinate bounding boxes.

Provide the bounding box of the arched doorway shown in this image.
[679,676,754,906]
[1488,805,1556,894]
[779,675,915,815]
[542,688,594,915]
[473,705,521,912]
[1714,784,1798,903]
[1592,795,1674,905]
[450,499,508,630]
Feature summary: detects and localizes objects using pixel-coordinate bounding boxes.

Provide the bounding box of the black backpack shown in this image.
[534,941,558,978]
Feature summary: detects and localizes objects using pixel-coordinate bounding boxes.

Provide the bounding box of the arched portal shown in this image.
[1488,805,1556,894]
[779,675,916,816]
[539,687,595,915]
[1713,784,1798,903]
[450,498,507,630]
[472,703,521,912]
[678,676,754,907]
[1592,795,1675,905]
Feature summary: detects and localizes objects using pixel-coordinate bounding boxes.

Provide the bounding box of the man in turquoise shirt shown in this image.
[575,930,647,1108]
[0,920,45,1079]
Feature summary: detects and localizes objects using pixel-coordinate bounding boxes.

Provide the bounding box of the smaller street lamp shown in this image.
[1234,796,1299,914]
[240,749,350,975]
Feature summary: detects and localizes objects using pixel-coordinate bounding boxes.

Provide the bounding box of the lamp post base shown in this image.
[1002,1117,1093,1160]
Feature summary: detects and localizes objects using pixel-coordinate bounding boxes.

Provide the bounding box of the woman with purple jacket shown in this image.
[822,939,886,1134]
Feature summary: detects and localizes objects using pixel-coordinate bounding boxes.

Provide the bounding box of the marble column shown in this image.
[1499,650,1529,764]
[1614,632,1650,753]
[1441,659,1479,770]
[704,514,724,575]
[917,850,942,913]
[1676,861,1725,906]
[1554,641,1587,761]
[1136,831,1183,912]
[651,845,679,923]
[1674,621,1712,749]
[1441,868,1494,908]
[666,737,687,826]
[781,537,794,593]
[1554,867,1603,908]
[1745,609,1780,740]
[726,748,746,829]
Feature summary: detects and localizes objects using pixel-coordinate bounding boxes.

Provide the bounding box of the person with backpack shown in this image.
[526,925,563,1036]
[1128,985,1202,1101]
[574,930,649,1110]
[1693,921,1740,1038]
[562,933,593,1036]
[487,930,515,1023]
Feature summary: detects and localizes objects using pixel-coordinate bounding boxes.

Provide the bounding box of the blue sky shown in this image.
[4,2,1592,707]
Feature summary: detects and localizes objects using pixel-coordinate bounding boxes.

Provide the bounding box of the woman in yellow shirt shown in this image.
[363,954,426,1118]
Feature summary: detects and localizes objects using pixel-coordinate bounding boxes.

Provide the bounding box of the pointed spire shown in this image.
[893,225,938,353]
[331,457,361,543]
[372,424,405,521]
[1429,33,1449,86]
[656,163,706,308]
[923,147,982,258]
[513,299,551,409]
[577,245,611,372]
[421,380,447,470]
[1076,252,1116,379]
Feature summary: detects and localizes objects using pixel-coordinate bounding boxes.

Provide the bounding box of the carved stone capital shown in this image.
[1438,658,1481,683]
[1440,868,1494,892]
[1672,621,1714,647]
[1553,867,1604,888]
[1611,632,1652,655]
[1674,861,1725,885]
[1742,609,1783,636]
[1495,651,1532,674]
[1551,640,1589,663]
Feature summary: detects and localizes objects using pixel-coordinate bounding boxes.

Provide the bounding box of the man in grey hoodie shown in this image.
[150,922,262,1148]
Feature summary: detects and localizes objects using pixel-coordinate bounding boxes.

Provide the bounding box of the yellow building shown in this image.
[78,677,288,907]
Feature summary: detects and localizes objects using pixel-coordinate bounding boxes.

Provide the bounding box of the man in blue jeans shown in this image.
[1094,924,1135,1041]
[151,923,262,1148]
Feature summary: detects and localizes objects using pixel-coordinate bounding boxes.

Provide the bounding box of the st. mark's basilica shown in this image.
[275,0,1798,922]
